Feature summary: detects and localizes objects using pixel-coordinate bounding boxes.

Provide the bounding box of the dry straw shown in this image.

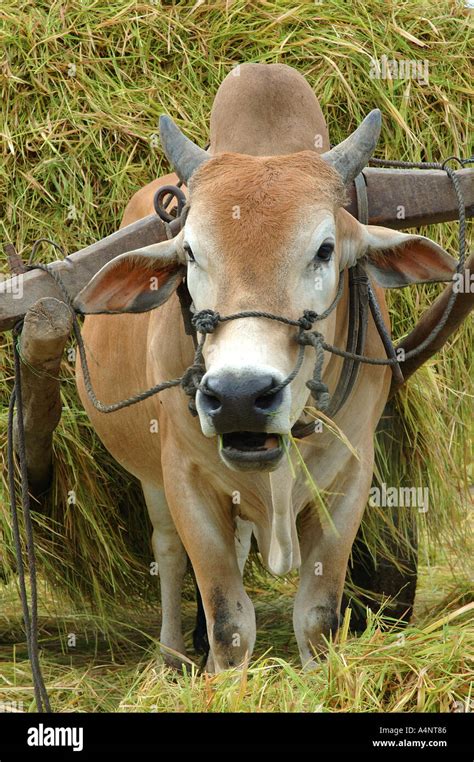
[0,0,472,711]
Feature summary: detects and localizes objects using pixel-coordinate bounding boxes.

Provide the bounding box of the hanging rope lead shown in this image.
[7,322,51,713]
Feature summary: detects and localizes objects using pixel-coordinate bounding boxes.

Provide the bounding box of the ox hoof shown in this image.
[295,604,340,667]
[301,655,324,672]
[158,645,195,673]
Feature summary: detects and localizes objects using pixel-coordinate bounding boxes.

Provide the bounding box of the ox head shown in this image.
[76,112,456,473]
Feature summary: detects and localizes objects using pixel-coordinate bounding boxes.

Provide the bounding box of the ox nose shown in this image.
[199,372,284,433]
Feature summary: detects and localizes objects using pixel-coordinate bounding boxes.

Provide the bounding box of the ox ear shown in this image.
[340,214,457,287]
[74,237,186,314]
[361,227,457,287]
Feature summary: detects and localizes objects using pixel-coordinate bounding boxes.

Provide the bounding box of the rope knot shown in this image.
[192,309,221,334]
[298,310,319,331]
[297,329,323,348]
[180,363,206,416]
[306,379,330,411]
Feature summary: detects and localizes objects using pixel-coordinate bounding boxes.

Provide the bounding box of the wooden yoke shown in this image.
[0,168,473,333]
[0,214,179,333]
[390,251,474,397]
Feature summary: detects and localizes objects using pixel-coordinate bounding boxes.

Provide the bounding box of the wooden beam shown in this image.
[0,167,472,333]
[344,167,473,229]
[13,297,73,495]
[390,251,474,397]
[0,214,179,332]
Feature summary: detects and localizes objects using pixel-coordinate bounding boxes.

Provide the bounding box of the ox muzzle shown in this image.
[188,299,343,472]
[197,367,290,471]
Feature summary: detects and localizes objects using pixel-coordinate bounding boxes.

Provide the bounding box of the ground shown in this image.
[0,555,472,713]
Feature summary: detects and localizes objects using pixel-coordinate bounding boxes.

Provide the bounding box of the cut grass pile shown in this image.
[0,0,472,711]
[0,563,472,712]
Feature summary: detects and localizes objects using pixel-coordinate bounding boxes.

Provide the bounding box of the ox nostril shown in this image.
[204,393,221,412]
[200,382,222,413]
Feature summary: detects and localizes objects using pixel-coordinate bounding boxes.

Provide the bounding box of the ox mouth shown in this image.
[218,431,285,471]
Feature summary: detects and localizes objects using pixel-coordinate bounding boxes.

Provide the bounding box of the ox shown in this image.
[75,64,455,671]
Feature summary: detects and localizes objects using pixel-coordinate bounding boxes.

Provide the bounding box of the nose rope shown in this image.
[20,256,346,416]
[183,270,346,415]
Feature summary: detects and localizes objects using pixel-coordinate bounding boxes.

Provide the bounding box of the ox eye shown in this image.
[314,241,334,263]
[183,242,195,262]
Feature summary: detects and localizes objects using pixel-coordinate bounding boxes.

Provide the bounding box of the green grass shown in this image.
[0,0,472,711]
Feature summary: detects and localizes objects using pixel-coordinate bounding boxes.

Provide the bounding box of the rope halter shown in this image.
[181,271,346,416]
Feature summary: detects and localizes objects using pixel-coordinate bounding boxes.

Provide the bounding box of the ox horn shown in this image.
[321,109,382,184]
[159,115,209,183]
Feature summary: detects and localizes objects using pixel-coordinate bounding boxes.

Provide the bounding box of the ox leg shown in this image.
[293,461,373,669]
[193,516,252,657]
[142,483,188,669]
[203,515,254,672]
[201,570,256,674]
[164,483,256,673]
